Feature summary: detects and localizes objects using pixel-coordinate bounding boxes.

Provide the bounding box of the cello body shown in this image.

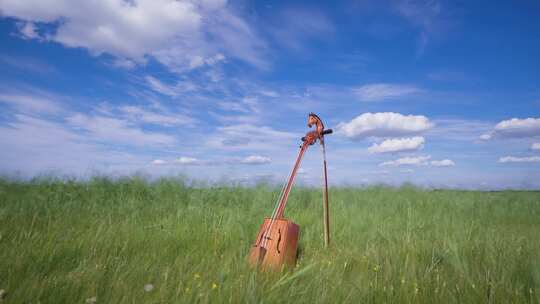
[248,218,299,269]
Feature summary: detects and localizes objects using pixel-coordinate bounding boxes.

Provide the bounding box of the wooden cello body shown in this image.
[248,218,299,268]
[248,113,332,270]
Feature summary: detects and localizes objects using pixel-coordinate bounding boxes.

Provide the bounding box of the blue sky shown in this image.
[0,0,539,189]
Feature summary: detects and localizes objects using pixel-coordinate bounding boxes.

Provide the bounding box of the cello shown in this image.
[248,113,332,269]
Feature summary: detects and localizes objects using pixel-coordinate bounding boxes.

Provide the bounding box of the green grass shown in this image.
[1,176,539,303]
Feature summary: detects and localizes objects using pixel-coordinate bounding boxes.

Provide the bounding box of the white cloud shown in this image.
[0,114,149,175]
[338,112,433,139]
[175,156,205,165]
[157,155,271,166]
[380,155,431,167]
[119,105,196,126]
[430,159,455,167]
[531,143,540,151]
[368,136,424,153]
[16,21,40,39]
[3,114,80,149]
[393,0,451,55]
[217,96,260,114]
[482,118,540,140]
[241,97,260,113]
[259,90,279,98]
[188,53,226,69]
[494,118,540,137]
[0,0,266,72]
[0,55,57,74]
[479,133,492,140]
[212,113,259,125]
[208,124,297,150]
[145,76,179,97]
[240,155,271,165]
[67,113,175,146]
[427,118,493,142]
[380,155,455,167]
[267,8,334,51]
[498,156,540,163]
[217,101,249,113]
[394,0,443,33]
[151,159,167,165]
[145,76,198,97]
[353,83,421,102]
[219,124,293,141]
[0,93,62,114]
[111,58,137,69]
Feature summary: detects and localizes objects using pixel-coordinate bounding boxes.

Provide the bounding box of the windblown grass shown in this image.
[0,177,539,303]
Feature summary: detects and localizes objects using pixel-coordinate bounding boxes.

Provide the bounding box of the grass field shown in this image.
[0,176,539,303]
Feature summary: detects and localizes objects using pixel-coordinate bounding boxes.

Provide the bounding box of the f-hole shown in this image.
[276,228,282,253]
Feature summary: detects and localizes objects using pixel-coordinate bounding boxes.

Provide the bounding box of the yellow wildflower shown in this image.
[212,283,219,290]
[194,273,201,280]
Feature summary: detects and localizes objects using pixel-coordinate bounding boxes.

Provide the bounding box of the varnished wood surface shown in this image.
[248,218,299,270]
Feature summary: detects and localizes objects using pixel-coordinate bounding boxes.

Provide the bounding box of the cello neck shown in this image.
[274,141,309,219]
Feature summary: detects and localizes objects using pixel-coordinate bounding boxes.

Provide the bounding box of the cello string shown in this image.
[270,171,289,220]
[262,145,300,249]
[261,173,289,249]
[262,143,306,249]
